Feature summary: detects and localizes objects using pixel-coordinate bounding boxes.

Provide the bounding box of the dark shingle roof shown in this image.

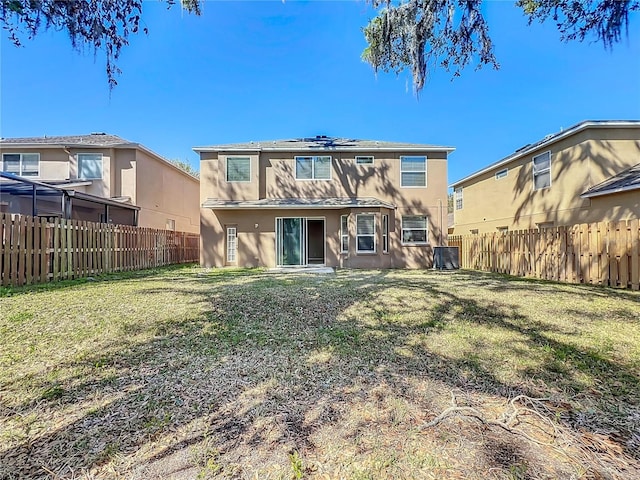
[0,133,131,147]
[581,163,640,198]
[194,136,453,152]
[201,197,395,209]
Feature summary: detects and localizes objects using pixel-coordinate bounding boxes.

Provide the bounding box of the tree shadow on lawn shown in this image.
[1,269,639,479]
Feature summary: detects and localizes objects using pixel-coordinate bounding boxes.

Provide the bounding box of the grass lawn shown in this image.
[1,266,639,480]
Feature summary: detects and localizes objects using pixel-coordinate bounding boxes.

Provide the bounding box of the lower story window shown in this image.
[356,214,375,253]
[402,215,428,244]
[340,215,348,252]
[382,214,389,253]
[226,226,237,262]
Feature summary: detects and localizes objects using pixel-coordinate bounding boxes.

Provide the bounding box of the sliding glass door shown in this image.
[275,217,325,266]
[276,218,305,266]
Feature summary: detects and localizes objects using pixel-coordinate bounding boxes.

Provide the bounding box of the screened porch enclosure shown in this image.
[275,217,325,266]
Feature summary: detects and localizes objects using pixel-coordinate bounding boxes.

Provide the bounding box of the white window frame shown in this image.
[532,151,551,190]
[226,226,237,263]
[382,214,389,253]
[2,153,40,177]
[401,215,429,245]
[340,215,349,253]
[356,156,374,165]
[455,187,463,210]
[400,156,427,188]
[295,156,332,181]
[226,157,251,183]
[166,219,176,231]
[356,214,376,253]
[77,153,103,180]
[495,168,508,180]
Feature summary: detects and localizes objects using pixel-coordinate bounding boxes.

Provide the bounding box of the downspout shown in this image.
[438,198,443,246]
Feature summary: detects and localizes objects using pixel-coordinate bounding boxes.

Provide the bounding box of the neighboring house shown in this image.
[196,136,453,268]
[0,133,200,232]
[450,120,640,234]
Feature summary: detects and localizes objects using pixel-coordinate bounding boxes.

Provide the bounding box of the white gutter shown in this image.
[194,146,455,153]
[201,203,396,210]
[580,183,640,198]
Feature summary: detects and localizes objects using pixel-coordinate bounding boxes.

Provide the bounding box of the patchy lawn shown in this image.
[1,266,639,480]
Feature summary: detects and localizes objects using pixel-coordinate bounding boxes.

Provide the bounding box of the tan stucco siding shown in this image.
[200,206,445,269]
[453,127,640,234]
[135,151,200,233]
[261,151,448,209]
[204,152,260,201]
[587,191,640,222]
[198,147,449,269]
[112,149,137,202]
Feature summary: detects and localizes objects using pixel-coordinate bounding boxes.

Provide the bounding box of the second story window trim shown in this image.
[455,187,463,210]
[78,153,103,180]
[400,156,427,187]
[295,156,332,180]
[226,157,251,182]
[533,150,551,190]
[2,153,40,177]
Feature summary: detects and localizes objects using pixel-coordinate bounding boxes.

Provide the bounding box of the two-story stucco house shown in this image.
[196,136,453,268]
[0,133,200,233]
[450,120,640,234]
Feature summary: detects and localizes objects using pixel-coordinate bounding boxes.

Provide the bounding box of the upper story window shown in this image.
[455,187,463,210]
[400,156,426,187]
[533,151,551,190]
[226,157,251,182]
[2,153,39,177]
[295,156,331,180]
[356,156,374,165]
[356,214,376,253]
[78,153,103,179]
[402,215,428,244]
[495,168,508,179]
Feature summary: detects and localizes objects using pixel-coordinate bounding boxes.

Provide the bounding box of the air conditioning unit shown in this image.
[433,246,459,270]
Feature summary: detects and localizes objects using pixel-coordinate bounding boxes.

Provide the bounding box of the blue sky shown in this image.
[1,0,639,185]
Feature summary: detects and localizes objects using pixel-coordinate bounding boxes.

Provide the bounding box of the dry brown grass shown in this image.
[1,266,639,479]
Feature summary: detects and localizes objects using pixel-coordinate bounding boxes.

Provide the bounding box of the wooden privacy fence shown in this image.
[448,219,640,290]
[1,213,200,287]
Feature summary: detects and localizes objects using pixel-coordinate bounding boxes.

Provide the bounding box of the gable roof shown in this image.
[450,120,640,188]
[580,163,640,198]
[194,136,454,153]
